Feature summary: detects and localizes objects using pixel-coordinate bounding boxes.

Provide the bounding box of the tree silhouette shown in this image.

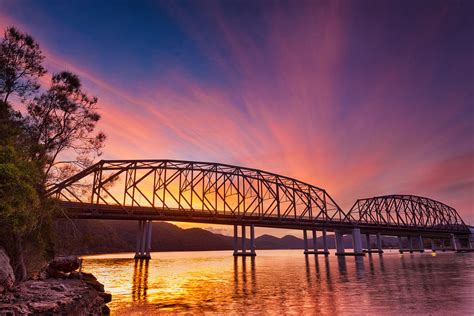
[0,27,46,103]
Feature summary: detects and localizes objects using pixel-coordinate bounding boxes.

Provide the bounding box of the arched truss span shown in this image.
[348,194,468,232]
[47,159,351,224]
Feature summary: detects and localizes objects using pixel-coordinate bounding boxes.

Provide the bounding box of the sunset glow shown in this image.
[1,0,472,232]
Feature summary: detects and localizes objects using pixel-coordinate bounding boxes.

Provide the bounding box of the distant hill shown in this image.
[54,219,399,255]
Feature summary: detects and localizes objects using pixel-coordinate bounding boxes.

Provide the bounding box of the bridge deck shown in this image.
[59,202,469,238]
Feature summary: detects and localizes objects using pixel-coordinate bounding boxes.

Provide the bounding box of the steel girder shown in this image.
[348,194,469,233]
[46,159,351,224]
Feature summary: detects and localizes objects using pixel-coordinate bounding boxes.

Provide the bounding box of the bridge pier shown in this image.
[451,234,458,251]
[418,235,424,253]
[322,228,329,254]
[398,236,404,253]
[363,233,383,254]
[303,229,329,255]
[431,238,436,252]
[408,236,414,253]
[233,224,256,256]
[135,220,152,259]
[376,233,383,253]
[335,229,365,256]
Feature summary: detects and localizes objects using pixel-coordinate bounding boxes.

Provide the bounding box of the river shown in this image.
[81,250,474,315]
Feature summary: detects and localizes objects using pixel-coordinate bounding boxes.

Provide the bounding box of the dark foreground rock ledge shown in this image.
[0,256,111,315]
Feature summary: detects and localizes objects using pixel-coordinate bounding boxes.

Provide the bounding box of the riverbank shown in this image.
[0,253,111,315]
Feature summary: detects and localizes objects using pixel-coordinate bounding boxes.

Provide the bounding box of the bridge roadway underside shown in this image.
[58,202,469,239]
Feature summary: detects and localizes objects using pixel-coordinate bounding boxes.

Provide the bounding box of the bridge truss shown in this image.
[47,159,352,228]
[349,195,468,233]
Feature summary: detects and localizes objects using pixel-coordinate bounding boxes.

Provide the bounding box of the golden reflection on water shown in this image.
[81,250,474,315]
[132,259,149,302]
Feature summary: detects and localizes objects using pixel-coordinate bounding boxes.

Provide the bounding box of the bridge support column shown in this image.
[304,229,328,255]
[398,236,404,253]
[242,225,246,254]
[408,237,414,253]
[303,230,309,254]
[233,225,256,256]
[431,238,436,252]
[233,225,238,255]
[135,220,152,260]
[135,220,143,259]
[335,230,345,255]
[451,234,458,251]
[352,228,364,255]
[365,234,372,253]
[418,235,424,253]
[322,229,329,255]
[376,233,383,253]
[250,224,256,255]
[146,221,153,257]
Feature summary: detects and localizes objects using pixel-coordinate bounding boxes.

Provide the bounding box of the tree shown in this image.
[0,27,46,103]
[0,27,106,281]
[0,145,41,280]
[27,71,106,187]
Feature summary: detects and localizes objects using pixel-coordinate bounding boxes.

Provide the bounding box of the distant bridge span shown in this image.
[47,159,472,258]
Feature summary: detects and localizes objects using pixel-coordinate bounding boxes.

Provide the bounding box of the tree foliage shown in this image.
[0,27,46,103]
[0,26,106,281]
[28,71,106,185]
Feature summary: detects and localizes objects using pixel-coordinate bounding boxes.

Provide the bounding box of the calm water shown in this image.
[81,250,474,315]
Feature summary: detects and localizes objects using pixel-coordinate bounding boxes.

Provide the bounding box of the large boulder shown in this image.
[48,256,80,274]
[0,248,15,293]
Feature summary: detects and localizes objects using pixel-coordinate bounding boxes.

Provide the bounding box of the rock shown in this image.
[51,284,66,292]
[0,248,15,293]
[99,292,112,303]
[0,278,111,315]
[68,271,97,281]
[84,279,104,292]
[48,256,81,273]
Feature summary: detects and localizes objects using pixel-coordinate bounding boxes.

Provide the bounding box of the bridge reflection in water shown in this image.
[80,250,473,314]
[132,259,149,302]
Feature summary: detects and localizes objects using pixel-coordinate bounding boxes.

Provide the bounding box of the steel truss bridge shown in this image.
[47,159,472,258]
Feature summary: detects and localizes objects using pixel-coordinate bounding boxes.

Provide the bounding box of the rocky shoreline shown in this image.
[0,251,111,315]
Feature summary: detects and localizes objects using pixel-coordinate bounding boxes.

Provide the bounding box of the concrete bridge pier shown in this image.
[398,236,404,253]
[431,238,436,252]
[364,233,383,254]
[322,229,329,254]
[418,235,425,253]
[451,234,458,251]
[335,228,365,256]
[376,233,383,253]
[135,220,152,259]
[303,229,329,255]
[233,224,256,256]
[408,237,414,253]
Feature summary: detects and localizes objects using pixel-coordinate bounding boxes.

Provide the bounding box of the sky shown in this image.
[1,0,473,236]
